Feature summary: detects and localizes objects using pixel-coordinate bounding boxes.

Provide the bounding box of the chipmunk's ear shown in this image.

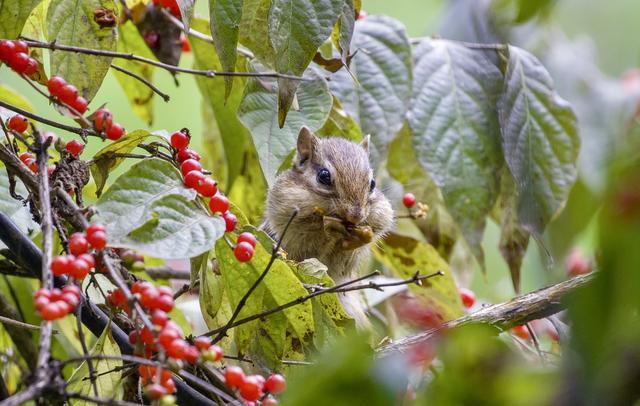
[359,134,371,155]
[296,126,320,166]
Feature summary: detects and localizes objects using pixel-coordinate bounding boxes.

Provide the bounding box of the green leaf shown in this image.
[0,167,37,249]
[329,15,412,165]
[238,66,332,184]
[498,46,579,237]
[190,18,250,189]
[331,0,355,65]
[215,233,314,363]
[190,249,209,288]
[90,129,162,197]
[316,96,362,141]
[373,233,464,322]
[0,84,35,117]
[102,189,224,259]
[176,0,195,32]
[268,0,344,125]
[493,171,529,293]
[94,158,196,240]
[47,0,117,101]
[238,0,273,66]
[0,0,41,39]
[67,324,122,402]
[387,124,459,259]
[408,39,504,269]
[209,0,243,97]
[113,21,157,124]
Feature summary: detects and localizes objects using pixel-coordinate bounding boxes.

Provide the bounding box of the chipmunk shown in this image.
[262,127,394,326]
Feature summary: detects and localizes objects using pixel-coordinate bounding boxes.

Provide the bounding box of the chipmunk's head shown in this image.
[265,127,393,250]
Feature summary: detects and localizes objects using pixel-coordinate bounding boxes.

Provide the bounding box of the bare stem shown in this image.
[111,64,171,102]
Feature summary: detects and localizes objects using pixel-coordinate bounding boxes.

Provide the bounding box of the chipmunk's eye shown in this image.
[317,168,331,186]
[369,179,376,192]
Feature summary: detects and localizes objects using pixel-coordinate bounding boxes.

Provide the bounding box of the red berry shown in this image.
[69,257,90,279]
[78,253,95,269]
[459,287,476,309]
[222,211,237,232]
[184,170,205,189]
[51,256,70,276]
[25,158,38,173]
[402,192,417,208]
[93,108,112,132]
[239,376,262,401]
[63,285,81,299]
[195,177,217,197]
[87,223,106,236]
[181,34,191,53]
[208,194,229,214]
[68,232,89,255]
[47,76,67,96]
[40,303,61,320]
[23,58,39,76]
[159,327,180,350]
[170,130,189,150]
[65,140,84,157]
[237,232,257,248]
[151,309,169,327]
[262,397,278,406]
[224,366,245,389]
[264,374,286,395]
[128,330,138,344]
[70,96,88,115]
[145,383,167,400]
[177,148,200,162]
[512,325,531,340]
[156,294,174,313]
[157,286,173,297]
[87,230,107,250]
[166,339,188,360]
[47,165,55,177]
[193,336,212,351]
[13,40,28,54]
[9,52,30,74]
[180,159,201,177]
[183,345,200,363]
[234,242,254,263]
[59,84,78,106]
[19,152,34,163]
[106,123,124,140]
[8,114,28,133]
[140,326,155,345]
[0,40,16,62]
[566,248,591,277]
[162,378,176,394]
[140,287,160,309]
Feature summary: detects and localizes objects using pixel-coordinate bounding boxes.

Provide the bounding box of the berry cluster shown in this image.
[170,129,239,235]
[35,285,81,321]
[401,192,429,219]
[224,366,285,404]
[0,39,39,75]
[92,107,125,141]
[234,232,257,263]
[108,280,226,401]
[50,224,107,280]
[46,75,88,115]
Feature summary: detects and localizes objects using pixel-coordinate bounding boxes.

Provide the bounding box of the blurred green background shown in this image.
[2,0,638,304]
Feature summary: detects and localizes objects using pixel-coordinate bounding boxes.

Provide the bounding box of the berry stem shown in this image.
[111,64,170,102]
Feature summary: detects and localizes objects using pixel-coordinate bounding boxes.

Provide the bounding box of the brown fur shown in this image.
[262,127,394,325]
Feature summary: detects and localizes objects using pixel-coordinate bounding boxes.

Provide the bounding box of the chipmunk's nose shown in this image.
[343,206,364,226]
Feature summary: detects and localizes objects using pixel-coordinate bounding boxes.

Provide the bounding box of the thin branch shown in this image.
[21,38,310,81]
[111,64,170,102]
[76,299,100,397]
[0,293,38,367]
[67,392,142,406]
[331,271,443,293]
[0,99,98,138]
[0,315,57,333]
[376,273,596,357]
[34,131,54,375]
[204,270,382,337]
[213,209,298,342]
[144,267,191,280]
